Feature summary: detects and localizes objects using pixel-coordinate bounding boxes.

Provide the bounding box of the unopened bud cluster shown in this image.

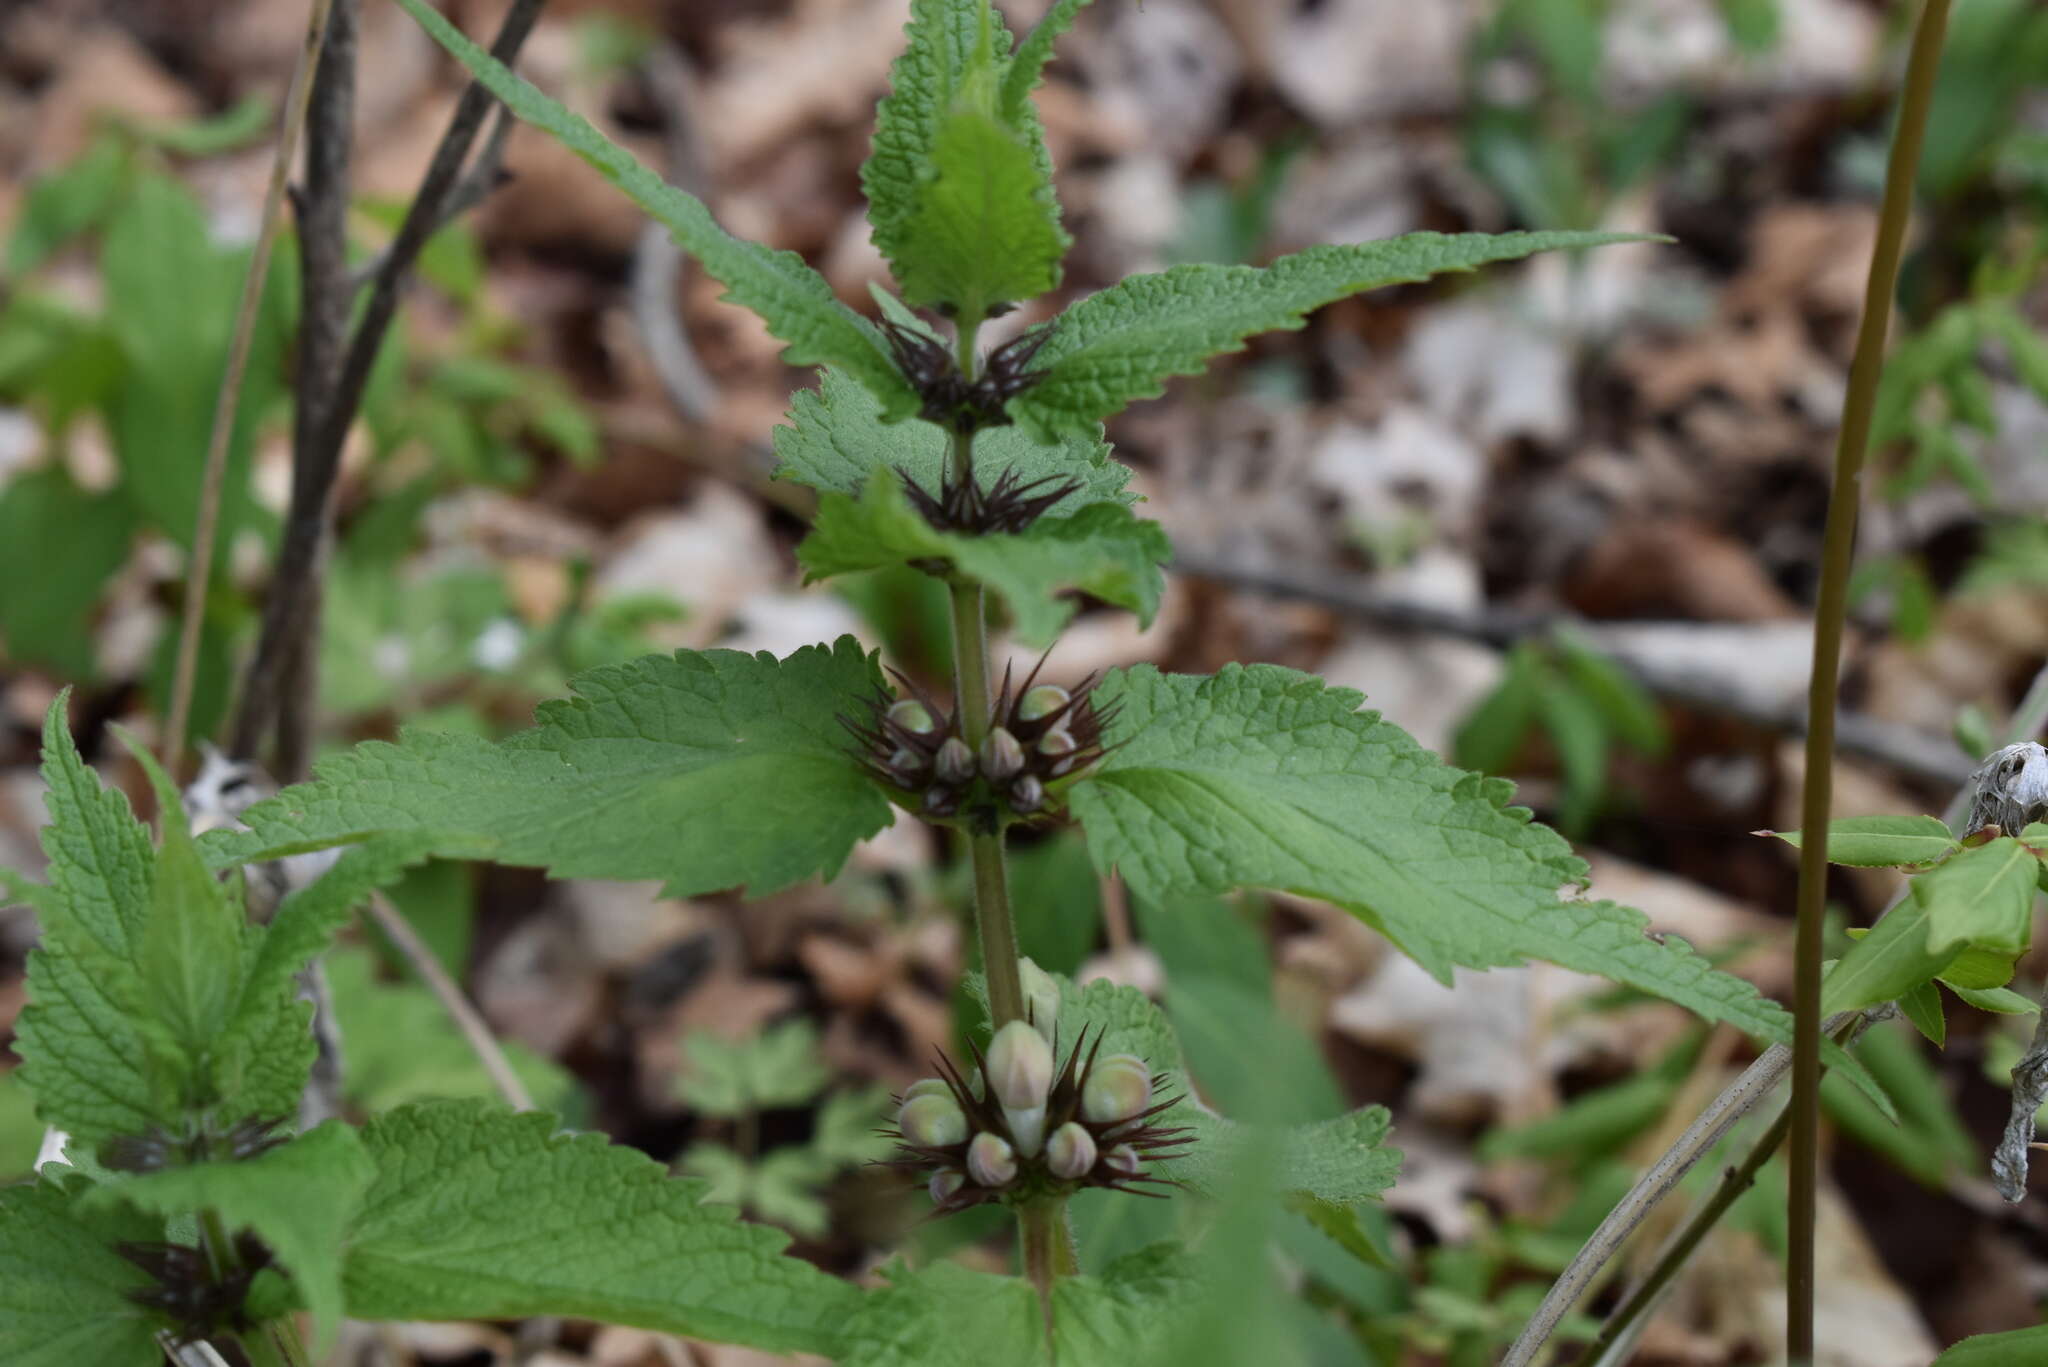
[884,1012,1188,1213]
[843,661,1119,828]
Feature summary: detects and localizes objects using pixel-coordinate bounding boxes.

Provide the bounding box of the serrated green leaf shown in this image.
[1068,664,1814,1050]
[865,0,1068,318]
[0,1176,163,1367]
[774,365,1133,511]
[85,1122,375,1352]
[1936,943,2021,991]
[392,0,916,419]
[1767,813,1960,867]
[342,1099,861,1354]
[14,696,179,1146]
[1007,231,1654,441]
[841,1245,1201,1367]
[679,1019,830,1116]
[1001,0,1093,122]
[1824,838,2039,1014]
[204,639,894,898]
[895,105,1069,317]
[800,474,1168,644]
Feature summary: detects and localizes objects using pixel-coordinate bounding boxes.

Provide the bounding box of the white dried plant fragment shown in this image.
[1963,742,2048,839]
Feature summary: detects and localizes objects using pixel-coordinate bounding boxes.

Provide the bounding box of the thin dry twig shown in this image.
[233,0,547,780]
[631,45,722,424]
[362,891,534,1112]
[1169,552,1975,787]
[162,0,336,777]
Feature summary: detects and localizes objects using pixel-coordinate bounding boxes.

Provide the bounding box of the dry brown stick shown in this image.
[1169,552,1975,789]
[162,0,336,777]
[362,891,534,1112]
[232,0,547,779]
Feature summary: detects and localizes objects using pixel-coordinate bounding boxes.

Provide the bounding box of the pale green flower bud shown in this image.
[1046,1122,1097,1180]
[935,737,975,784]
[888,699,937,734]
[1019,958,1060,1045]
[1005,1104,1046,1157]
[1019,685,1071,722]
[902,1077,951,1103]
[980,727,1025,781]
[967,1131,1017,1187]
[987,1020,1054,1109]
[1104,1143,1142,1177]
[1081,1055,1151,1124]
[930,1168,966,1204]
[1036,727,1078,758]
[899,1092,968,1148]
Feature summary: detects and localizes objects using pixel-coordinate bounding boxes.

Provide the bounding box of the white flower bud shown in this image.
[902,1077,951,1103]
[929,1168,966,1204]
[1018,685,1071,723]
[899,1093,968,1148]
[987,1020,1054,1110]
[967,1131,1017,1187]
[935,737,975,784]
[1081,1055,1151,1124]
[1009,774,1045,814]
[1037,727,1078,758]
[888,699,938,734]
[1046,1122,1097,1180]
[1019,958,1060,1045]
[1104,1143,1142,1177]
[1005,1105,1046,1158]
[980,727,1025,781]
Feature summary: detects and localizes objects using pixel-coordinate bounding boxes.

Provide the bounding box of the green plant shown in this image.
[676,1019,891,1237]
[0,0,1951,1362]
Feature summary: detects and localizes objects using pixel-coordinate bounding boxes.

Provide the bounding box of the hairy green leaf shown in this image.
[1823,837,2039,1014]
[14,697,179,1146]
[1068,665,1819,1051]
[895,105,1068,317]
[1007,231,1653,441]
[85,1122,375,1352]
[864,0,1067,316]
[343,1100,862,1354]
[204,639,894,898]
[393,0,916,418]
[840,1245,1200,1367]
[0,1177,163,1367]
[1767,813,1960,867]
[799,474,1168,644]
[1000,0,1093,122]
[774,365,1131,510]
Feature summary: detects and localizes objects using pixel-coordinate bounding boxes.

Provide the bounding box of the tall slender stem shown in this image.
[163,0,335,776]
[1021,1196,1075,1346]
[1787,3,1950,1356]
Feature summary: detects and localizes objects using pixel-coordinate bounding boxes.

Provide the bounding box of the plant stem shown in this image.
[1585,1014,1871,1365]
[1020,1197,1075,1350]
[162,0,335,777]
[1787,2,1949,1357]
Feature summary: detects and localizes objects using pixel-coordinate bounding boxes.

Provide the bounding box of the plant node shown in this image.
[880,1025,1191,1213]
